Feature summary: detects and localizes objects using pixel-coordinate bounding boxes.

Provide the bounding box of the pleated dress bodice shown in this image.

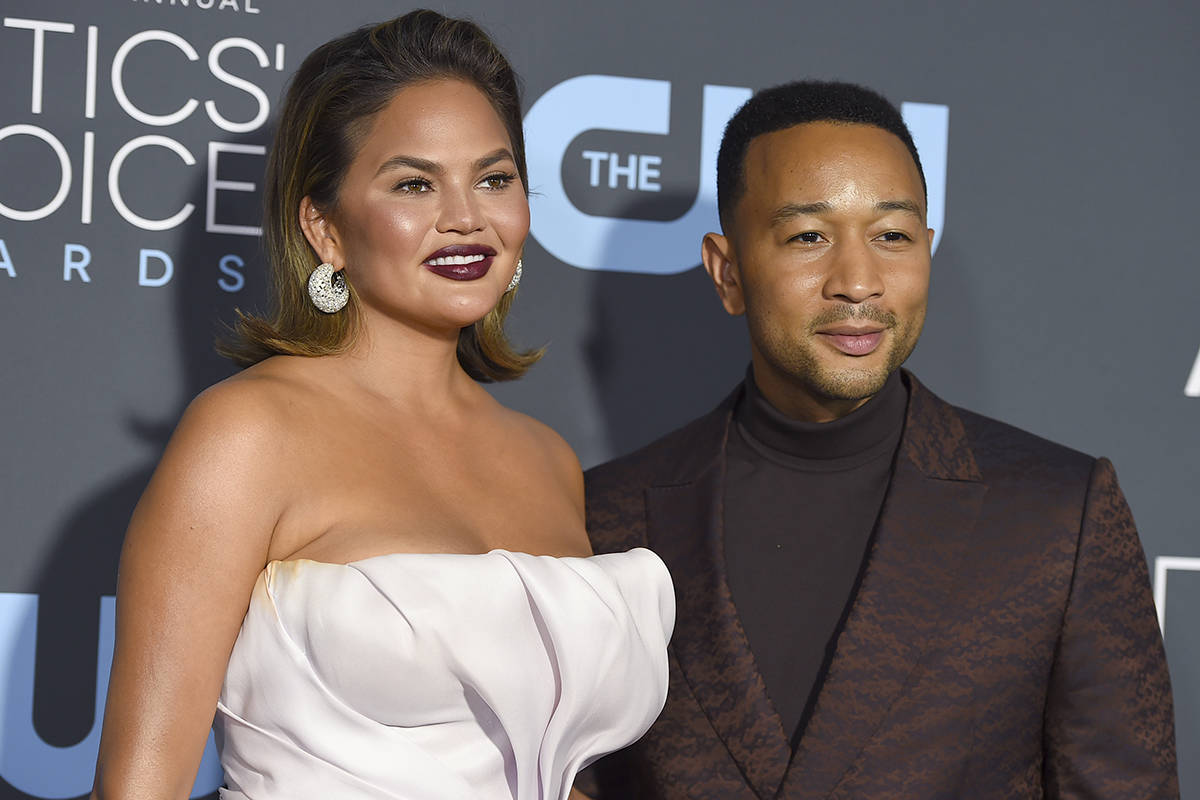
[214,547,674,800]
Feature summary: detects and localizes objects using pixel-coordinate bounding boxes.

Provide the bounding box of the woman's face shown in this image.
[305,78,528,335]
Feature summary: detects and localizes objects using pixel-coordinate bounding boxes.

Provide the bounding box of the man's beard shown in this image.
[748,302,921,402]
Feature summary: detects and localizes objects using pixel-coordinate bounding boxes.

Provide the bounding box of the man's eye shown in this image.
[790,232,822,243]
[393,178,432,193]
[879,231,911,242]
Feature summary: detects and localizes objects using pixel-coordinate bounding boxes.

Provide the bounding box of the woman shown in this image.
[89,11,673,800]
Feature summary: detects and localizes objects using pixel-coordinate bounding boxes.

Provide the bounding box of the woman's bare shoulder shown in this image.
[153,356,335,505]
[125,361,331,578]
[502,407,582,474]
[498,407,586,525]
[182,356,324,437]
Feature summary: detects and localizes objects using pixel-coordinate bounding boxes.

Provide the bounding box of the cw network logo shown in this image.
[524,75,950,275]
[0,594,220,798]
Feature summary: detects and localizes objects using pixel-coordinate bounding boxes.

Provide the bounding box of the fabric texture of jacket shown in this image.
[581,371,1178,800]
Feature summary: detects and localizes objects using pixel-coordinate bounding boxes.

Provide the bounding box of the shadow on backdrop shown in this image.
[583,191,749,462]
[11,128,274,800]
[903,239,985,412]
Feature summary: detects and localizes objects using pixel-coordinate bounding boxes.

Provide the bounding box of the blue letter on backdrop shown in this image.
[0,239,15,278]
[63,244,91,283]
[525,75,949,274]
[0,593,222,797]
[138,248,174,288]
[525,76,750,275]
[218,253,245,293]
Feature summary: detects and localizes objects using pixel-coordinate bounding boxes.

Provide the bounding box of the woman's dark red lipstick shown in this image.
[423,244,496,281]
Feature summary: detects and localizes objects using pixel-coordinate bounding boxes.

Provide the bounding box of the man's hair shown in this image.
[716,80,925,230]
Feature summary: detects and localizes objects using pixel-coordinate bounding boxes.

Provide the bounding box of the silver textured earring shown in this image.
[506,258,523,293]
[308,263,348,313]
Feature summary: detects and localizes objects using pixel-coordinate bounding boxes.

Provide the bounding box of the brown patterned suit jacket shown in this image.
[582,372,1178,799]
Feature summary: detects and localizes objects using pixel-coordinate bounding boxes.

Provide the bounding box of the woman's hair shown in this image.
[218,10,541,381]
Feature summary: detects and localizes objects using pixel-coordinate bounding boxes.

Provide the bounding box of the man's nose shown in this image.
[435,185,485,234]
[822,239,884,303]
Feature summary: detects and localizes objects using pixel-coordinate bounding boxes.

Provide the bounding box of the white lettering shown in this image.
[126,0,261,8]
[138,248,174,287]
[0,124,71,222]
[637,154,662,192]
[218,253,245,292]
[581,150,607,187]
[109,135,196,231]
[205,38,271,134]
[0,239,15,278]
[63,243,91,282]
[3,17,75,115]
[111,30,199,126]
[206,141,264,236]
[81,131,95,224]
[1153,556,1200,633]
[1186,344,1200,397]
[607,152,637,190]
[582,151,662,192]
[85,25,98,119]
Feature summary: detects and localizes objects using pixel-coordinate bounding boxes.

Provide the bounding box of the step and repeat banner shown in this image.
[0,0,1196,796]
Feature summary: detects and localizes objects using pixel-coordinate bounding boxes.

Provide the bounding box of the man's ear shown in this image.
[299,196,345,269]
[701,232,746,316]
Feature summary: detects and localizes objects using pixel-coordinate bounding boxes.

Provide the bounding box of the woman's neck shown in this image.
[333,310,481,415]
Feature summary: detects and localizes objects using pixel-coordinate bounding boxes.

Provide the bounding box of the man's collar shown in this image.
[648,369,981,486]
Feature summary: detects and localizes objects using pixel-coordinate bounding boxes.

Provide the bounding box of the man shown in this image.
[582,82,1178,798]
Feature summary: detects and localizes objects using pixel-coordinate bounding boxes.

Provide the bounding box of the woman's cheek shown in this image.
[493,198,531,241]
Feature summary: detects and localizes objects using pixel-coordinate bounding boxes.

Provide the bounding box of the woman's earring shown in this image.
[308,262,349,313]
[506,258,523,293]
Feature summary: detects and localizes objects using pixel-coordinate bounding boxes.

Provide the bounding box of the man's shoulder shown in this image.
[932,390,1097,492]
[957,405,1092,466]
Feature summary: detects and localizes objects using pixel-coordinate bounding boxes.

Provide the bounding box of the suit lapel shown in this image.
[780,375,988,798]
[646,390,792,798]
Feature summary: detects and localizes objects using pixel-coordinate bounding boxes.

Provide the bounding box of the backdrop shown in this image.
[0,1,1196,797]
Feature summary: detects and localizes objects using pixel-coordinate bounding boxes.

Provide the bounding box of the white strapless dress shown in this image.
[213,548,674,799]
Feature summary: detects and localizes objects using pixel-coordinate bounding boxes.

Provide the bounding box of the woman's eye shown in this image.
[479,172,517,190]
[393,178,432,193]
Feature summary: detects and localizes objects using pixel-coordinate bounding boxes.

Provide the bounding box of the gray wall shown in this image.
[0,0,1195,796]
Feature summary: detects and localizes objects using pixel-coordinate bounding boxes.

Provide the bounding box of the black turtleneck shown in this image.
[723,367,908,744]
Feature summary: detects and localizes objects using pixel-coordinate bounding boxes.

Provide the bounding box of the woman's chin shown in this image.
[442,296,504,328]
[365,297,500,336]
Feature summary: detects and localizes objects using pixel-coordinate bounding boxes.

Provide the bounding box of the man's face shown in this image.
[703,121,932,420]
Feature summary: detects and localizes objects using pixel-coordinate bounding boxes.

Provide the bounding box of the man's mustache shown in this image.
[809,304,898,330]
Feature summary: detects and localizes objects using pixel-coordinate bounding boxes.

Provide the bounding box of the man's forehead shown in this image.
[746,121,904,166]
[741,121,924,202]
